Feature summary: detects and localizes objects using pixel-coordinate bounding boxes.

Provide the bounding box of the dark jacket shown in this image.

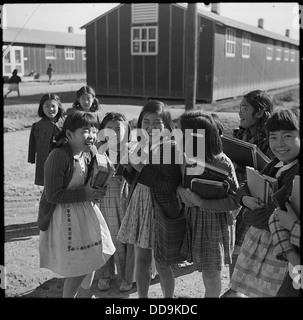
[28,118,62,186]
[123,140,182,219]
[237,158,300,231]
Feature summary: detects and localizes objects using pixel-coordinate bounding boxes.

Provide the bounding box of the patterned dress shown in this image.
[95,165,134,281]
[39,154,115,277]
[117,183,159,249]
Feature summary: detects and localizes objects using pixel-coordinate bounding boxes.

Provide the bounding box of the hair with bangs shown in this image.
[178,111,222,162]
[55,111,98,142]
[137,100,175,132]
[266,107,300,133]
[100,112,131,140]
[38,93,64,121]
[73,85,100,112]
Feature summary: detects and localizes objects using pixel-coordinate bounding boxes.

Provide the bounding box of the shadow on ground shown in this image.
[14,263,197,298]
[5,222,40,243]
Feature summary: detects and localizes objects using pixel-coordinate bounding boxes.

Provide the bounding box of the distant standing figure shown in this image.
[46,64,54,84]
[4,69,22,99]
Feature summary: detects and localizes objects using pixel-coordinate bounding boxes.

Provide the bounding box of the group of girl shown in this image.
[29,86,300,298]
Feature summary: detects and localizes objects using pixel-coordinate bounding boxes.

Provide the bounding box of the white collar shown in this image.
[274,159,298,178]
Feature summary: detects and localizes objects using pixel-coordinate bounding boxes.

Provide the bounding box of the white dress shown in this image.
[39,154,116,277]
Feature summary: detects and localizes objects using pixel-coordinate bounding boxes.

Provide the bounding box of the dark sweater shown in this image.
[123,140,182,219]
[237,158,300,231]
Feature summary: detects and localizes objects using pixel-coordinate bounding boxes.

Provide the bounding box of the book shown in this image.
[190,178,228,199]
[246,166,278,204]
[183,157,229,189]
[290,175,300,217]
[221,134,270,171]
[90,153,116,188]
[256,148,271,171]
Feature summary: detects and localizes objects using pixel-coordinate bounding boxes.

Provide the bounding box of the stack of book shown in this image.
[246,166,278,204]
[221,135,270,171]
[184,158,229,199]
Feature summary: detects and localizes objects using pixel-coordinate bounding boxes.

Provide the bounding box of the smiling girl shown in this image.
[224,108,300,297]
[39,111,115,298]
[230,89,274,276]
[65,86,103,129]
[117,100,183,298]
[28,93,64,186]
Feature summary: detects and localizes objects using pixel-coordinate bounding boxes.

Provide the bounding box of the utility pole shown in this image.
[185,3,198,111]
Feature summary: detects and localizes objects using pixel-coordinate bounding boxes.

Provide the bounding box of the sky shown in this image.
[3,2,300,41]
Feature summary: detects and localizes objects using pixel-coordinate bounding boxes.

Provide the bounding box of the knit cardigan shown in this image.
[37,143,97,231]
[237,157,300,231]
[123,140,182,219]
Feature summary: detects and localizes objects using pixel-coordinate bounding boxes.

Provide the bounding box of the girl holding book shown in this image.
[230,90,274,276]
[223,108,300,297]
[117,100,182,298]
[177,111,240,298]
[39,111,115,298]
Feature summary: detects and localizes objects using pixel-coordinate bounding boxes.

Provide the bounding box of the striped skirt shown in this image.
[230,226,287,297]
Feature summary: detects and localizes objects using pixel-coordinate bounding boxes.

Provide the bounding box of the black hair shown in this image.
[100,112,131,140]
[137,100,175,132]
[72,85,100,112]
[266,107,300,133]
[178,111,222,162]
[243,90,273,127]
[211,113,224,136]
[55,111,98,142]
[38,93,64,121]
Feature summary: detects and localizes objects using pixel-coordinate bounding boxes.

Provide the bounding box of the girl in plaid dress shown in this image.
[177,111,240,297]
[117,101,182,298]
[95,112,135,292]
[226,108,300,297]
[230,90,274,277]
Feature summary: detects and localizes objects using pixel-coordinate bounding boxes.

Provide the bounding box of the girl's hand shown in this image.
[184,188,203,207]
[274,202,298,231]
[242,195,265,210]
[84,179,107,202]
[177,186,194,207]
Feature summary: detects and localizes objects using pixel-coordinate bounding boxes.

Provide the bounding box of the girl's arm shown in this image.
[44,148,87,204]
[28,123,36,163]
[186,161,240,212]
[137,163,182,193]
[136,142,182,193]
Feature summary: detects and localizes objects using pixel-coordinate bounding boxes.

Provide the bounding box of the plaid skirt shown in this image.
[180,206,235,271]
[96,176,131,279]
[230,226,287,297]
